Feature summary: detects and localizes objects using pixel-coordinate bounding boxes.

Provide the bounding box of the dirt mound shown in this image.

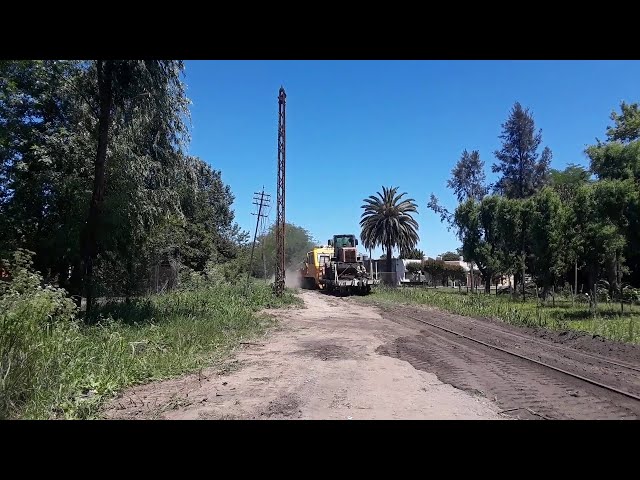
[263,393,302,418]
[294,342,355,361]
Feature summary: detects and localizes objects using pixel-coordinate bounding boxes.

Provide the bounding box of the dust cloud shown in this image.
[285,269,302,289]
[267,269,302,289]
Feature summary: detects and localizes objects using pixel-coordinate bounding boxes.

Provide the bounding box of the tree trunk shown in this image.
[588,266,597,314]
[68,257,83,308]
[606,257,616,299]
[484,275,491,294]
[385,242,392,285]
[542,285,550,303]
[125,253,134,304]
[521,251,526,303]
[82,60,114,318]
[616,250,622,308]
[573,260,577,307]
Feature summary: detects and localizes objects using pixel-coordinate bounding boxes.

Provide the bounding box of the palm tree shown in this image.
[360,186,419,276]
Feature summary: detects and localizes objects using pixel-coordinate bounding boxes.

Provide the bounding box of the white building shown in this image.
[441,256,513,289]
[366,255,513,288]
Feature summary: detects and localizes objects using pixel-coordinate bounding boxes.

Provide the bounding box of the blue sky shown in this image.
[184,60,640,259]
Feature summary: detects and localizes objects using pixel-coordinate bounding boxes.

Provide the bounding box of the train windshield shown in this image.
[334,236,355,248]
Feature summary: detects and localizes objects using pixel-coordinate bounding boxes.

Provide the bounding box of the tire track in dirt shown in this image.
[370,301,640,419]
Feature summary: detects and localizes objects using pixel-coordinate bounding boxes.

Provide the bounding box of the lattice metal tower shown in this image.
[274,86,287,296]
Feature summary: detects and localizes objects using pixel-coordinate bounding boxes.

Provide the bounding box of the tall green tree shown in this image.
[428,149,490,290]
[447,149,488,203]
[360,186,419,275]
[115,155,246,297]
[606,101,640,143]
[494,197,525,292]
[251,223,316,279]
[177,156,245,269]
[528,187,567,298]
[570,183,628,306]
[547,163,592,293]
[586,101,640,286]
[549,163,592,202]
[1,60,251,307]
[492,102,552,199]
[490,102,552,298]
[80,60,190,314]
[592,179,635,296]
[454,196,503,293]
[0,60,92,293]
[427,149,488,226]
[587,141,640,182]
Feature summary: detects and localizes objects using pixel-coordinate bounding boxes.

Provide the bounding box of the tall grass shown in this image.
[1,251,300,419]
[363,286,640,345]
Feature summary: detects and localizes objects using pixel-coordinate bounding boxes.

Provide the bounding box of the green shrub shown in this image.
[0,249,78,419]
[365,285,640,344]
[1,252,300,419]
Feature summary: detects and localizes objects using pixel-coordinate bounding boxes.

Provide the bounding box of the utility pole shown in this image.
[247,188,270,290]
[274,86,287,296]
[259,202,269,282]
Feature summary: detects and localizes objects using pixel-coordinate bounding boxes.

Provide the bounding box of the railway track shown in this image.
[399,308,640,401]
[398,304,640,371]
[456,314,640,373]
[374,302,640,419]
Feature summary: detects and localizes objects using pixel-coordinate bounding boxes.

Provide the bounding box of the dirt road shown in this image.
[104,291,640,420]
[104,291,504,420]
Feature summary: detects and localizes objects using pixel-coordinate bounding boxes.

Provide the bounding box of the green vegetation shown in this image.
[428,100,640,306]
[399,248,425,260]
[440,251,462,261]
[249,222,317,279]
[0,250,300,419]
[0,60,304,419]
[363,286,640,345]
[3,60,640,417]
[405,259,465,285]
[360,186,420,275]
[0,60,247,314]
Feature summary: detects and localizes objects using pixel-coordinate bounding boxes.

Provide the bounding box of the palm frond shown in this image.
[359,185,420,255]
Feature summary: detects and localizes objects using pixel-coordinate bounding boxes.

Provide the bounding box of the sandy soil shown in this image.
[103,291,504,420]
[371,302,640,420]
